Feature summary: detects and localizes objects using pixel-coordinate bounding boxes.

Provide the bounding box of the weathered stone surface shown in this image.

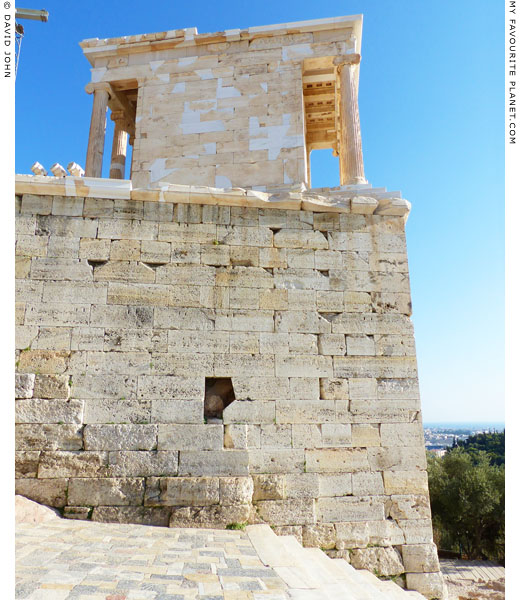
[302,524,336,549]
[252,474,286,501]
[15,373,35,399]
[16,424,83,451]
[145,476,219,506]
[319,377,349,400]
[157,424,223,450]
[387,494,432,521]
[16,399,84,425]
[33,375,69,399]
[349,546,405,576]
[179,450,249,476]
[406,572,448,600]
[15,495,60,523]
[306,448,369,473]
[91,506,171,526]
[401,543,440,573]
[169,504,253,528]
[84,425,158,451]
[38,451,108,478]
[255,499,315,525]
[16,477,68,508]
[108,451,179,477]
[220,477,254,505]
[15,451,40,478]
[383,470,429,495]
[317,496,385,523]
[68,477,145,506]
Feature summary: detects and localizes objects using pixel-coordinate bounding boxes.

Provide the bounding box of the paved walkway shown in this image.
[440,558,505,583]
[16,518,289,600]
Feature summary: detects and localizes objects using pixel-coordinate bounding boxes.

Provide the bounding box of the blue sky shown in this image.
[14,0,504,423]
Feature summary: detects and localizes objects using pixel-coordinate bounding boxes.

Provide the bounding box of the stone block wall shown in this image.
[15,188,444,597]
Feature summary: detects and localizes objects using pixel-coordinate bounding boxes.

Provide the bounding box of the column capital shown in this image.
[333,53,361,68]
[85,82,112,97]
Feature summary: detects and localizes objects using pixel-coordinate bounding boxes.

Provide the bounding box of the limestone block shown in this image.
[97,219,157,241]
[30,258,93,282]
[335,521,371,548]
[16,234,48,257]
[63,507,91,520]
[179,450,249,476]
[15,477,68,507]
[399,519,434,544]
[249,449,305,474]
[260,424,292,448]
[145,476,219,506]
[317,496,385,523]
[16,279,43,304]
[316,292,343,314]
[315,250,342,270]
[302,524,336,549]
[371,292,412,315]
[402,544,440,573]
[335,356,418,379]
[330,313,414,335]
[288,290,316,310]
[383,471,429,495]
[288,333,318,354]
[346,335,375,356]
[388,494,432,521]
[71,374,137,400]
[255,499,315,525]
[137,375,203,400]
[84,425,158,451]
[285,473,320,499]
[321,423,352,447]
[68,477,145,506]
[42,281,108,304]
[368,447,427,472]
[378,377,420,399]
[351,424,381,447]
[83,398,151,424]
[276,400,335,424]
[155,263,215,286]
[349,399,420,423]
[15,215,36,236]
[16,257,31,279]
[144,201,174,222]
[259,289,288,310]
[168,330,229,353]
[38,450,108,478]
[275,311,331,334]
[86,351,151,375]
[36,216,98,238]
[16,399,84,425]
[91,506,171,527]
[94,261,155,284]
[318,334,346,356]
[275,355,332,378]
[405,572,448,600]
[318,474,353,497]
[229,332,260,354]
[215,354,275,377]
[150,353,214,377]
[25,304,90,328]
[289,377,319,400]
[79,238,111,260]
[46,236,80,259]
[15,451,40,478]
[170,243,202,264]
[16,326,39,351]
[16,424,82,452]
[83,198,114,218]
[287,248,314,269]
[108,451,179,477]
[158,222,216,244]
[217,225,272,247]
[223,424,248,449]
[107,282,171,306]
[259,247,287,268]
[273,229,327,249]
[259,332,289,355]
[349,547,404,577]
[104,328,167,353]
[91,305,154,328]
[151,399,202,424]
[306,448,369,473]
[252,474,286,501]
[352,471,384,495]
[157,424,223,450]
[33,375,69,399]
[201,244,230,266]
[34,328,72,352]
[291,424,322,449]
[380,422,424,447]
[15,373,35,399]
[274,268,329,291]
[169,503,253,528]
[220,476,254,505]
[216,266,274,289]
[21,194,52,215]
[319,378,348,400]
[375,334,415,356]
[113,199,144,220]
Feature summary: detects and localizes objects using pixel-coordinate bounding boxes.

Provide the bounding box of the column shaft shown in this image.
[109,120,128,179]
[338,58,366,185]
[85,88,109,178]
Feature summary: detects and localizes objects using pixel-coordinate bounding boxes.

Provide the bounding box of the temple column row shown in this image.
[84,83,130,179]
[335,54,367,186]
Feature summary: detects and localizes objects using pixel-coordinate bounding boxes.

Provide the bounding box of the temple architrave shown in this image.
[15,16,447,598]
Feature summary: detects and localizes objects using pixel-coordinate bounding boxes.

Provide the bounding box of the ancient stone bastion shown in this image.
[15,15,446,598]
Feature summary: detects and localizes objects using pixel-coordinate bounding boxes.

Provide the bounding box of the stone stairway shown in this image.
[246,524,427,600]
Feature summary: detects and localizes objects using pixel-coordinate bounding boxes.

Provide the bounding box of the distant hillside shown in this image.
[449,431,505,466]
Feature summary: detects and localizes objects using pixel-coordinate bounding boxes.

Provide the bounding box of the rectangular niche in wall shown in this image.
[204,378,236,423]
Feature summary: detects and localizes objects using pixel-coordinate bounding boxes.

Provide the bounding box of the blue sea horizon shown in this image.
[423,421,505,430]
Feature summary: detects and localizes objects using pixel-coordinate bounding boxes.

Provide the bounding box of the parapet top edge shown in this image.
[15,174,409,218]
[79,14,363,54]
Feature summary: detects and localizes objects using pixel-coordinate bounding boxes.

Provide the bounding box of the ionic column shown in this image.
[335,54,367,185]
[109,110,128,179]
[85,83,110,178]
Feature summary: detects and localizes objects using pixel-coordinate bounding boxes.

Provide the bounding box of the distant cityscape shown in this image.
[423,422,505,456]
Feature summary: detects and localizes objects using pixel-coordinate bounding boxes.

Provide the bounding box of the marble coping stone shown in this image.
[15,174,410,218]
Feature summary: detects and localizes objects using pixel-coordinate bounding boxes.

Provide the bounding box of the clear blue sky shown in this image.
[14,0,504,423]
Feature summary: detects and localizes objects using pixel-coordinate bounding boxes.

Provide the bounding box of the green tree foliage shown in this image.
[427,447,505,562]
[449,431,505,466]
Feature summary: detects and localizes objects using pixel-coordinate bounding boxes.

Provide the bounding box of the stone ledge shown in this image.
[15,175,411,218]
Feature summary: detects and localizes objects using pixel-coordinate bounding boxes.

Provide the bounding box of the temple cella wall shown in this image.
[14,15,446,599]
